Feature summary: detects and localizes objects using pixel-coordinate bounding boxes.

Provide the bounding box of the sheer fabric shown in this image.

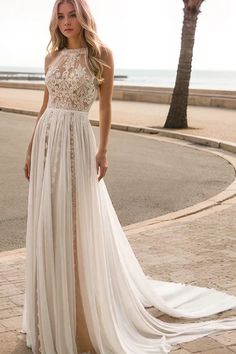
[21,47,236,354]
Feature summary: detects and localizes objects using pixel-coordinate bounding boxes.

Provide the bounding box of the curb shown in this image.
[1,106,236,153]
[123,139,236,235]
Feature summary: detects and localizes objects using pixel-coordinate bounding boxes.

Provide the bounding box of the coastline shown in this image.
[1,67,236,91]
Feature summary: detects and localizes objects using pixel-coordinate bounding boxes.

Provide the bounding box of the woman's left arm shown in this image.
[96,47,114,182]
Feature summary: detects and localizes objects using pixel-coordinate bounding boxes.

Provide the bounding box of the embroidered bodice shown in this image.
[45,47,98,112]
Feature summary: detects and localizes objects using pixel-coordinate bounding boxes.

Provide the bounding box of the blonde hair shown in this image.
[47,0,110,85]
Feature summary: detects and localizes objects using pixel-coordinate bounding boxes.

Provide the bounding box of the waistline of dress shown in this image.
[46,106,89,116]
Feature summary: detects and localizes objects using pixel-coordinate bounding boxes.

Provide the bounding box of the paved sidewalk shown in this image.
[1,87,236,143]
[1,88,236,353]
[1,198,236,353]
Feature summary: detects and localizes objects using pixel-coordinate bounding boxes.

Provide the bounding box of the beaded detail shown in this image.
[45,49,98,111]
[43,121,50,171]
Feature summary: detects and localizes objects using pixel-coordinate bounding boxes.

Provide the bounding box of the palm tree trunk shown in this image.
[164,1,204,129]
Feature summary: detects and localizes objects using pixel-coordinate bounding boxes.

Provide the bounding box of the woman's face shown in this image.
[57,2,82,40]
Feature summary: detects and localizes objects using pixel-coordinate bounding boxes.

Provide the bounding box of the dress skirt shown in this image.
[21,106,236,354]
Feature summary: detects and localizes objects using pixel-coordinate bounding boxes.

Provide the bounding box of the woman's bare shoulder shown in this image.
[99,45,113,67]
[45,50,61,72]
[100,45,113,57]
[45,50,60,64]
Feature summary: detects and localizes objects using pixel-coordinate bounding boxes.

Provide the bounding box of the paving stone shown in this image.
[0,330,31,354]
[0,284,23,297]
[180,337,223,352]
[0,298,14,310]
[0,323,7,333]
[170,344,182,351]
[1,315,22,331]
[158,314,198,324]
[209,331,236,346]
[170,349,191,353]
[227,287,236,296]
[0,306,22,320]
[9,294,24,306]
[0,279,8,286]
[199,348,235,354]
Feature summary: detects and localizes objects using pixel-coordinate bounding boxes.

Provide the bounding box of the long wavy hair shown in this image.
[47,0,110,85]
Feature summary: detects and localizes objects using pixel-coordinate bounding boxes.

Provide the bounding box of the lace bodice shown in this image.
[45,47,98,112]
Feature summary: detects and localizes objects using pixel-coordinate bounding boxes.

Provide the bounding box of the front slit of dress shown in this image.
[70,119,96,354]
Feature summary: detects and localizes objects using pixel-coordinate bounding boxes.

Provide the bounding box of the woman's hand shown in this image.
[24,150,31,181]
[96,150,108,182]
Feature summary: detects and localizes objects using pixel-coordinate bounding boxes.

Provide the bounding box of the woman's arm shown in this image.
[26,54,51,157]
[24,53,53,180]
[96,47,114,182]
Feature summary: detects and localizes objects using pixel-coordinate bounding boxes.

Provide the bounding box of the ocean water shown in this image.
[1,66,236,91]
[115,69,236,91]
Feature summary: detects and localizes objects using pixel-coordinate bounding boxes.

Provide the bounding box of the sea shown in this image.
[1,66,236,91]
[114,69,236,91]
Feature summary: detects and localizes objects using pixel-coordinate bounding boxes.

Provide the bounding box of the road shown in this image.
[0,111,234,251]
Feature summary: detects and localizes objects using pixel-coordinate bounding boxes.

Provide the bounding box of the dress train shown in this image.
[21,107,236,354]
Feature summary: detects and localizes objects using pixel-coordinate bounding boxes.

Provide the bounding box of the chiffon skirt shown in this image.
[21,107,236,354]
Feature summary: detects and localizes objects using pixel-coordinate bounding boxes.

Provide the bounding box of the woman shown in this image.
[21,0,236,353]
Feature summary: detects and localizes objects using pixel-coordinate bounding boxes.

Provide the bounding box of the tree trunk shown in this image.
[164,1,203,129]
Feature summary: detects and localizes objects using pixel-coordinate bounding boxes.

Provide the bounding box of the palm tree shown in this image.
[164,0,205,129]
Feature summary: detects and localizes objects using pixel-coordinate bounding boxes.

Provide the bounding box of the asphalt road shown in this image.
[0,111,235,251]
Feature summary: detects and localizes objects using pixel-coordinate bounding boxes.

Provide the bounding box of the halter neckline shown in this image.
[63,47,87,52]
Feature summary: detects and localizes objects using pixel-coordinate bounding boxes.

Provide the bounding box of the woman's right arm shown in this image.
[24,54,52,180]
[26,54,51,156]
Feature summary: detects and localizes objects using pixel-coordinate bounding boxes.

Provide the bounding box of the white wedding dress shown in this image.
[21,46,236,354]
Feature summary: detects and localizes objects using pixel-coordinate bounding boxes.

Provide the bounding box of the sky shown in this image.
[1,0,236,71]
